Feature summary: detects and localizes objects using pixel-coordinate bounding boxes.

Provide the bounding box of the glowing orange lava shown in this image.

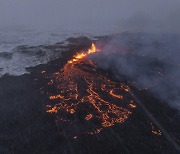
[69,43,97,63]
[151,123,162,136]
[45,43,137,136]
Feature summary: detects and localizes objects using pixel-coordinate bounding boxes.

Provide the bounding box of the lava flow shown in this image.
[45,43,137,136]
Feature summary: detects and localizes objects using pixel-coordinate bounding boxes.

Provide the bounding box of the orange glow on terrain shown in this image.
[45,43,137,136]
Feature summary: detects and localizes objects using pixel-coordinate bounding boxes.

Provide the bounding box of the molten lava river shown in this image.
[45,43,137,137]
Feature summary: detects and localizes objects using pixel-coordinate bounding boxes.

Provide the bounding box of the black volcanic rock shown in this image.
[0,34,179,154]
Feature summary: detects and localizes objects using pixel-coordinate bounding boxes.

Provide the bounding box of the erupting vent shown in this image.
[45,43,137,137]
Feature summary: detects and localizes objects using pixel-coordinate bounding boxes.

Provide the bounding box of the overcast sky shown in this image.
[0,0,180,33]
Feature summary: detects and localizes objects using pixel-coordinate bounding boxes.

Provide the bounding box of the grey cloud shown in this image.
[0,0,179,33]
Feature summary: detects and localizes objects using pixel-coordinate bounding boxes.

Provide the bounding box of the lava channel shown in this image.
[45,43,137,137]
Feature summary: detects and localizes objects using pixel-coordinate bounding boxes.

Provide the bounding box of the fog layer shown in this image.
[0,0,180,33]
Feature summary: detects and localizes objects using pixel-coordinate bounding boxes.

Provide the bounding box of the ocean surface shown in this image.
[0,27,113,77]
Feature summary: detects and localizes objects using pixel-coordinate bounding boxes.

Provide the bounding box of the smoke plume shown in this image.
[91,33,180,111]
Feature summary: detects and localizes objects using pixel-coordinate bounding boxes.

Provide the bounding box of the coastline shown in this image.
[0,34,179,153]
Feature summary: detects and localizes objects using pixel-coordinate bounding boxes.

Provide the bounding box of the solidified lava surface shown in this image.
[44,44,136,137]
[39,43,179,153]
[1,35,179,154]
